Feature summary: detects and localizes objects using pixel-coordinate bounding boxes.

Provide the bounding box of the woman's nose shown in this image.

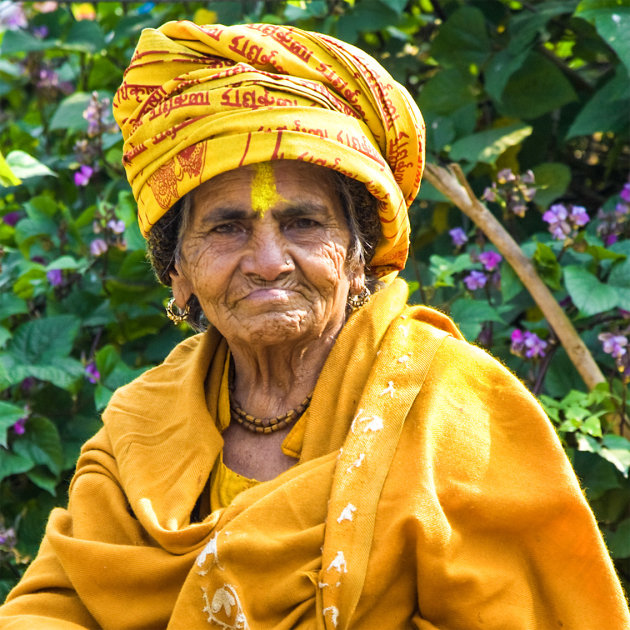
[241,229,294,281]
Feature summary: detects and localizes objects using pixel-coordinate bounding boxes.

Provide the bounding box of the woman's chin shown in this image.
[223,308,336,349]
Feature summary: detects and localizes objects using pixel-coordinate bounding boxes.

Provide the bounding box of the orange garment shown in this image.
[1,280,628,629]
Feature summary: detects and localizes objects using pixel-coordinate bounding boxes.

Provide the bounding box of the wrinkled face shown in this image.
[171,160,363,348]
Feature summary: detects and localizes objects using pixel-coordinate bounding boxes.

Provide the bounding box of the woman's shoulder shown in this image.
[404,303,538,406]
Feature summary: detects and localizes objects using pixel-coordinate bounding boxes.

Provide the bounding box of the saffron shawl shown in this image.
[1,281,628,629]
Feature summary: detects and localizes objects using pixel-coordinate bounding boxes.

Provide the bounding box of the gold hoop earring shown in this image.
[347,286,370,313]
[166,297,190,324]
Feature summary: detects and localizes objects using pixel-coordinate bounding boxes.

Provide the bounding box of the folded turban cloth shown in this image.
[114,21,425,276]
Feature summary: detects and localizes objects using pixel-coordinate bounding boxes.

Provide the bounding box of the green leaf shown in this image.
[0,448,32,481]
[533,242,563,291]
[0,30,56,54]
[418,68,477,116]
[8,315,79,364]
[567,67,630,138]
[431,6,491,72]
[5,151,56,180]
[485,48,529,104]
[608,258,630,309]
[45,256,80,272]
[429,253,472,287]
[450,299,505,340]
[0,401,26,448]
[0,293,28,322]
[499,52,578,119]
[62,20,106,54]
[449,123,533,165]
[0,149,21,187]
[564,266,619,315]
[26,467,60,495]
[12,416,64,476]
[500,261,525,302]
[532,162,572,208]
[606,518,630,559]
[94,384,114,411]
[573,450,621,500]
[50,91,108,132]
[576,3,630,74]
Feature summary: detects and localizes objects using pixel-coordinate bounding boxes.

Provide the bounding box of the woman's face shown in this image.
[171,160,362,349]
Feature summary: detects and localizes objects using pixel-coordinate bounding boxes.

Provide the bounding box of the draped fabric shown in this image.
[113,22,425,276]
[2,281,628,629]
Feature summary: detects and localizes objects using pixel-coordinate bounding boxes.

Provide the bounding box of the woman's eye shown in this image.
[212,223,241,234]
[288,217,319,229]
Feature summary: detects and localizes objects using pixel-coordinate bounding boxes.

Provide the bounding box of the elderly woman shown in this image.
[1,21,628,630]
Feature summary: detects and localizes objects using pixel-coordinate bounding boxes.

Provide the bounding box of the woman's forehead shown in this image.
[191,160,340,215]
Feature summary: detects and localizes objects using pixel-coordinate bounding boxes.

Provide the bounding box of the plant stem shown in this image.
[424,162,606,392]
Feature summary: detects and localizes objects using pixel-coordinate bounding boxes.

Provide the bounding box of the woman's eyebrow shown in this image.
[199,206,251,224]
[274,201,330,218]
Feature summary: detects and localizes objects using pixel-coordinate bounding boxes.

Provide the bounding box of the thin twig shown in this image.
[423,162,606,392]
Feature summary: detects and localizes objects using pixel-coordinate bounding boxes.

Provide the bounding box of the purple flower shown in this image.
[32,25,49,38]
[521,170,535,184]
[463,270,487,291]
[482,186,497,202]
[523,332,548,359]
[82,91,113,137]
[543,203,568,223]
[0,2,28,30]
[449,227,468,248]
[615,202,629,217]
[90,238,108,256]
[570,205,589,227]
[510,329,547,359]
[605,234,618,245]
[497,169,516,184]
[479,250,502,271]
[46,268,63,286]
[599,333,628,360]
[2,211,22,226]
[543,203,587,240]
[0,526,16,549]
[36,68,59,90]
[107,219,125,234]
[620,183,630,204]
[74,165,93,187]
[12,416,27,435]
[85,361,100,384]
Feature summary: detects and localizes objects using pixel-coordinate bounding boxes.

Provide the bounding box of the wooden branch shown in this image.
[423,162,606,391]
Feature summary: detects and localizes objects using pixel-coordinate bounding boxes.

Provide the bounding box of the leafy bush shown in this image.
[0,0,629,598]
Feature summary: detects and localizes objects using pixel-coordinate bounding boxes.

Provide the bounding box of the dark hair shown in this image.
[147,165,382,331]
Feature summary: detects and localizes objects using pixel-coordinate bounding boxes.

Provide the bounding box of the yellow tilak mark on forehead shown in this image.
[251,162,283,217]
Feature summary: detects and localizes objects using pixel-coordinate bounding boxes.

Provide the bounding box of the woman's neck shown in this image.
[228,331,338,417]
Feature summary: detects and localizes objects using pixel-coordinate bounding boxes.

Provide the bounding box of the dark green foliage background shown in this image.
[1,0,629,598]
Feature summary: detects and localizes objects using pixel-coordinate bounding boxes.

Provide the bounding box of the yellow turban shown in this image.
[114,21,425,276]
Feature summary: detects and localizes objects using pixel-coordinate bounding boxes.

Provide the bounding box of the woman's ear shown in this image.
[349,266,366,295]
[169,262,194,308]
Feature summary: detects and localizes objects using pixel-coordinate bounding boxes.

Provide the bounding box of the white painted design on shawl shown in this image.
[351,409,384,433]
[346,453,365,473]
[327,550,348,574]
[380,381,396,397]
[398,324,410,337]
[323,606,340,627]
[197,533,220,568]
[318,581,329,589]
[397,354,410,367]
[202,584,249,629]
[336,503,357,523]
